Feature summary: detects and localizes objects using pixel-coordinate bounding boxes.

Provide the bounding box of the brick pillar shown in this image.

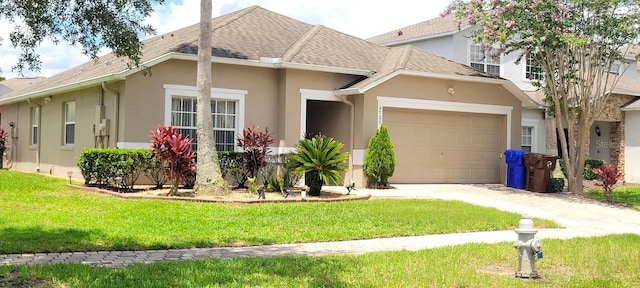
[610,120,625,177]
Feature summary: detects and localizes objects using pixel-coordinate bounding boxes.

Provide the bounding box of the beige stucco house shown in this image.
[369,13,640,183]
[0,6,535,186]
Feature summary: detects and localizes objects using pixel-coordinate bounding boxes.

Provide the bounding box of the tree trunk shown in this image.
[194,0,227,195]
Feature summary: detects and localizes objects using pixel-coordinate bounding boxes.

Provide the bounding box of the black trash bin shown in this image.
[523,153,557,192]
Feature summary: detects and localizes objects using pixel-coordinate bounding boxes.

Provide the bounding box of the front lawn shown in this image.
[1,234,638,287]
[585,185,640,210]
[0,170,559,254]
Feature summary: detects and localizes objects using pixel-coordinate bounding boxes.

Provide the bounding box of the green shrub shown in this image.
[559,159,606,180]
[363,124,396,188]
[547,178,565,193]
[144,155,168,189]
[77,148,150,191]
[290,136,348,196]
[584,159,605,180]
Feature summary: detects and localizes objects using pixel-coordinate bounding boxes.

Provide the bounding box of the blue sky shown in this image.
[0,0,451,79]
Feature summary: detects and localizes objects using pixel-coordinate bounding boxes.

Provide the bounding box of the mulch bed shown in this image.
[68,184,371,204]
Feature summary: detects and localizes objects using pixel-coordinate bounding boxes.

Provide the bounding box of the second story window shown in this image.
[526,53,544,81]
[470,44,501,76]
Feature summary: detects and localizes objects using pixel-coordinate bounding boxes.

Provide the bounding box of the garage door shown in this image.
[384,108,505,184]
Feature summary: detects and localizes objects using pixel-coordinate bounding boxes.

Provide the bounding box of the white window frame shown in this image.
[521,126,534,152]
[608,62,621,74]
[525,53,544,81]
[469,44,501,77]
[63,101,75,146]
[163,84,246,151]
[522,118,540,153]
[30,106,39,145]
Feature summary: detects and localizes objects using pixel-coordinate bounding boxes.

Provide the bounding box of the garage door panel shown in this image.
[385,108,505,184]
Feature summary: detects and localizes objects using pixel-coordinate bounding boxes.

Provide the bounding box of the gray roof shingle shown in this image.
[1,6,497,102]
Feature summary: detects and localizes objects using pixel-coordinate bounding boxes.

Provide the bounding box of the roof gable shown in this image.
[367,14,465,45]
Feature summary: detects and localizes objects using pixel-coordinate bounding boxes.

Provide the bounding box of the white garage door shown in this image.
[385,108,505,184]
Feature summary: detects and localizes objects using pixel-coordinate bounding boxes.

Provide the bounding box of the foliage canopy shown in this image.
[0,0,163,73]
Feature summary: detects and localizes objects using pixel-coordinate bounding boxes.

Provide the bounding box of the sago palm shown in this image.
[290,136,348,196]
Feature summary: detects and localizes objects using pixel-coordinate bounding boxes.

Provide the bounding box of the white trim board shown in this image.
[377,96,513,149]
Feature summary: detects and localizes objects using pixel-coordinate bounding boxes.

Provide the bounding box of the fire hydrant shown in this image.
[514,214,542,278]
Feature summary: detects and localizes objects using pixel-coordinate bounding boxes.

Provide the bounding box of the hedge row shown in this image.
[78,149,151,191]
[78,148,249,191]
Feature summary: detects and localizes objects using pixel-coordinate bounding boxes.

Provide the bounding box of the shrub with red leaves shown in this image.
[592,164,623,202]
[150,126,196,195]
[237,126,274,181]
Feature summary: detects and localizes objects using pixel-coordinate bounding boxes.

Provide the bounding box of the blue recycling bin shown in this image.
[504,149,527,189]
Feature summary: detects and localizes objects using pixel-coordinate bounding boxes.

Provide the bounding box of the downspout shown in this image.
[101,82,120,147]
[26,98,42,172]
[341,95,355,186]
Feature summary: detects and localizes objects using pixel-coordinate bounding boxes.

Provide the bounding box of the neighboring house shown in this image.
[369,14,640,183]
[0,6,534,186]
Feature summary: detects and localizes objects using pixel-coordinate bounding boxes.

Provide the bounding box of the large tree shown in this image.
[0,0,163,73]
[194,0,227,195]
[446,0,640,194]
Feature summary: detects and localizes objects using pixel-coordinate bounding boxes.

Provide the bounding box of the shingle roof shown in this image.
[367,14,464,45]
[0,77,45,96]
[348,45,495,91]
[525,75,640,108]
[1,6,495,103]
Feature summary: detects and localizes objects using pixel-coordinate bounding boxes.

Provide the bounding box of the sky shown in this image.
[0,0,451,79]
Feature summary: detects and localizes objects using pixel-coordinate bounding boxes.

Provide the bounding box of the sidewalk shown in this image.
[1,184,638,267]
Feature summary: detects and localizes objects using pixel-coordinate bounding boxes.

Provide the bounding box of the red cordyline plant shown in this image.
[592,164,623,203]
[150,126,196,195]
[237,126,274,181]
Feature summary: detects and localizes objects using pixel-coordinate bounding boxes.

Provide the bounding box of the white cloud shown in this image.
[1,0,450,79]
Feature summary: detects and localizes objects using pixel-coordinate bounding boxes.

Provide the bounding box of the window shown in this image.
[64,101,75,145]
[171,97,237,151]
[470,44,501,76]
[30,107,39,145]
[525,53,544,81]
[608,63,621,74]
[521,126,534,152]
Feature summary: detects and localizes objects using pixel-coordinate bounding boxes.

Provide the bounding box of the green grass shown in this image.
[1,234,638,287]
[0,170,559,254]
[585,186,640,209]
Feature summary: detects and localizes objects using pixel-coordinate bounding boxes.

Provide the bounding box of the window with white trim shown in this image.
[470,44,501,76]
[521,126,534,152]
[30,107,39,145]
[526,54,544,81]
[608,62,621,74]
[171,97,237,151]
[64,101,75,145]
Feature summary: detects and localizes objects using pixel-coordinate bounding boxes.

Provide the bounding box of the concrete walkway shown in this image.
[1,184,638,267]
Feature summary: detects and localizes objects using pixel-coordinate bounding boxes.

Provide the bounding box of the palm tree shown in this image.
[290,136,349,196]
[195,0,227,195]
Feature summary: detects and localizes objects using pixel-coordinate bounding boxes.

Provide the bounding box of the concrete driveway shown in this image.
[345,184,640,239]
